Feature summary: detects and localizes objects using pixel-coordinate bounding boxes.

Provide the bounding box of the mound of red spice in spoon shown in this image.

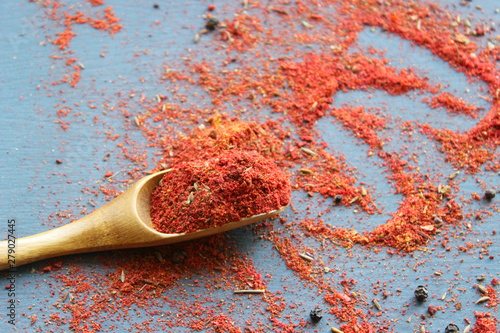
[150,150,291,234]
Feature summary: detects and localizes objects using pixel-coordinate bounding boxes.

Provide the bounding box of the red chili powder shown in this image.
[486,285,498,309]
[150,150,291,234]
[473,311,498,333]
[425,92,482,119]
[24,0,500,331]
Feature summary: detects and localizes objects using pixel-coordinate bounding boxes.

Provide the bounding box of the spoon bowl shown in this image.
[0,170,287,271]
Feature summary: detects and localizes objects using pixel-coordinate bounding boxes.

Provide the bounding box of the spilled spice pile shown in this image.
[5,0,500,332]
[150,150,291,234]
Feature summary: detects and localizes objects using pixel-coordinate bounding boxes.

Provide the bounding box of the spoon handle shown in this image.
[0,182,154,271]
[0,207,116,271]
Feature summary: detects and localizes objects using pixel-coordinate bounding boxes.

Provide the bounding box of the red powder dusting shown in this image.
[219,14,264,52]
[426,92,482,118]
[52,26,76,50]
[70,66,81,87]
[16,0,500,331]
[151,150,291,234]
[51,5,121,50]
[420,115,500,173]
[486,285,498,309]
[473,312,498,333]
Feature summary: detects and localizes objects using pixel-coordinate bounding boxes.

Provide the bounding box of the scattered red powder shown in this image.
[51,6,121,50]
[88,0,103,6]
[486,285,498,309]
[52,26,76,50]
[426,91,482,118]
[473,311,498,333]
[14,0,500,331]
[70,66,81,87]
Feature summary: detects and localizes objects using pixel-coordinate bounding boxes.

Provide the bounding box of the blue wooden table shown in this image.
[1,0,499,332]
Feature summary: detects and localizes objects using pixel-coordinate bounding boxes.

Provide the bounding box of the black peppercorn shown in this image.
[485,189,496,200]
[334,195,342,204]
[309,307,323,322]
[205,17,219,31]
[445,323,459,333]
[414,285,428,302]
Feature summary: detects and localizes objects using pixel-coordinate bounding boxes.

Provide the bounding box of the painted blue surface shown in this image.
[1,0,499,332]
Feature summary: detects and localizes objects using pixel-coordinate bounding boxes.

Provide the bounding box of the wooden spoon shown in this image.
[0,170,287,271]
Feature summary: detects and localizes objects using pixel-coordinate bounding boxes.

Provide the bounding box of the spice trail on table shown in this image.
[8,0,500,332]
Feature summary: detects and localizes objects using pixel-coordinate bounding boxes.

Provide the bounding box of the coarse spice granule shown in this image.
[425,92,483,119]
[150,150,291,234]
[473,311,498,333]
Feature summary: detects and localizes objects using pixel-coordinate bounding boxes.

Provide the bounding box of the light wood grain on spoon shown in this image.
[0,170,287,271]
